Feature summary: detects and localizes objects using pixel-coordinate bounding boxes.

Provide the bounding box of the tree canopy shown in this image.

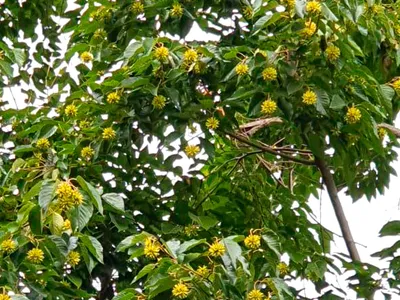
[1,0,400,299]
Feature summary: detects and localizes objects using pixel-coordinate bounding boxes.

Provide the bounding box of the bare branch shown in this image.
[378,123,400,138]
[239,117,283,136]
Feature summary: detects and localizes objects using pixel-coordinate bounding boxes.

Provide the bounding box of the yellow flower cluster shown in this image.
[326,45,340,61]
[56,182,84,210]
[27,248,44,264]
[277,262,289,275]
[247,289,264,300]
[80,51,93,63]
[144,237,161,259]
[306,1,321,14]
[261,99,277,115]
[302,90,317,105]
[131,1,144,14]
[1,239,16,254]
[36,138,50,150]
[65,104,78,117]
[107,91,121,104]
[206,117,219,130]
[197,265,209,277]
[172,282,190,299]
[171,3,184,18]
[183,49,198,65]
[262,67,277,81]
[301,21,317,38]
[209,240,225,257]
[62,219,72,231]
[185,145,200,158]
[243,6,253,19]
[0,294,11,300]
[81,146,95,161]
[244,233,261,250]
[282,0,295,9]
[154,46,169,61]
[90,6,112,22]
[67,251,81,267]
[152,95,167,109]
[93,28,106,40]
[235,63,249,76]
[102,127,116,140]
[79,120,90,129]
[345,106,362,124]
[392,79,400,92]
[378,127,386,140]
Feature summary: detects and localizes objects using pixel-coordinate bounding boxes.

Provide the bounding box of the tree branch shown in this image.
[314,157,361,262]
[378,123,400,138]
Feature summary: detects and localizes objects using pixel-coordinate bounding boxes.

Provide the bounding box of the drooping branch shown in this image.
[378,123,400,138]
[314,157,361,262]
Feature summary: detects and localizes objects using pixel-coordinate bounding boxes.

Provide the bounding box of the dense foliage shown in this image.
[2,0,400,299]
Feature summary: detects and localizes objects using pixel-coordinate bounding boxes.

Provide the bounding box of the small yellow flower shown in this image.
[247,289,264,300]
[206,117,219,130]
[244,233,261,250]
[197,265,209,277]
[262,67,277,81]
[93,28,106,40]
[71,190,84,205]
[27,248,45,264]
[65,104,78,117]
[171,3,184,18]
[107,91,121,104]
[326,45,340,61]
[282,0,295,9]
[306,1,321,14]
[131,1,144,14]
[184,224,199,237]
[79,120,90,129]
[67,251,80,267]
[154,46,169,61]
[36,138,50,150]
[378,127,386,140]
[152,95,167,109]
[209,241,225,257]
[243,6,253,19]
[184,145,200,158]
[345,106,362,124]
[0,50,5,60]
[62,219,72,231]
[0,294,11,300]
[235,63,249,76]
[102,127,116,140]
[144,237,160,259]
[56,182,73,199]
[172,282,190,299]
[1,239,16,254]
[80,51,93,63]
[277,262,289,276]
[81,146,95,161]
[392,79,400,92]
[301,21,317,38]
[183,49,198,64]
[261,99,277,115]
[302,90,317,105]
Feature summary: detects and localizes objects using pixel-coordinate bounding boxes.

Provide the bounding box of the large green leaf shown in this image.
[102,193,125,213]
[38,180,56,211]
[81,235,104,264]
[76,176,103,214]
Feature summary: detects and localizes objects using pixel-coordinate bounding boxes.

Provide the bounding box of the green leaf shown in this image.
[11,158,25,172]
[67,274,82,288]
[222,236,249,274]
[48,235,68,256]
[121,77,149,89]
[123,42,143,59]
[23,181,43,202]
[13,48,26,67]
[295,0,306,18]
[38,180,56,211]
[28,205,42,235]
[262,232,281,257]
[117,232,151,252]
[80,245,97,274]
[379,221,400,237]
[177,239,207,254]
[11,295,30,300]
[148,277,175,298]
[68,197,93,231]
[112,289,137,300]
[81,235,104,264]
[287,81,303,95]
[76,176,103,214]
[132,264,157,283]
[330,95,346,110]
[102,193,124,213]
[252,15,273,36]
[189,213,218,230]
[321,3,338,21]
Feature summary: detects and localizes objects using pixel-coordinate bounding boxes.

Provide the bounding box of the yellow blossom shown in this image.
[301,21,317,38]
[36,138,50,150]
[282,0,295,9]
[154,46,169,61]
[306,1,321,14]
[27,248,44,264]
[243,6,253,19]
[392,79,400,92]
[209,241,225,257]
[183,49,198,64]
[80,51,93,63]
[206,117,219,130]
[247,289,264,300]
[184,224,199,237]
[71,190,84,205]
[184,145,200,158]
[81,146,95,160]
[56,182,73,199]
[326,45,340,61]
[152,95,167,109]
[378,128,386,140]
[261,99,277,115]
[262,67,277,81]
[67,251,80,267]
[172,282,190,299]
[302,90,317,105]
[65,104,78,117]
[102,127,116,140]
[277,262,289,276]
[197,265,209,277]
[244,233,261,250]
[56,182,83,210]
[1,239,16,254]
[0,294,11,300]
[0,50,4,60]
[171,3,184,18]
[107,91,121,104]
[131,1,144,14]
[235,63,249,76]
[345,106,362,124]
[62,219,72,231]
[144,237,160,259]
[93,28,106,40]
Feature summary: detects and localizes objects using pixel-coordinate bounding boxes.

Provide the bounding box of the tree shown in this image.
[1,0,400,299]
